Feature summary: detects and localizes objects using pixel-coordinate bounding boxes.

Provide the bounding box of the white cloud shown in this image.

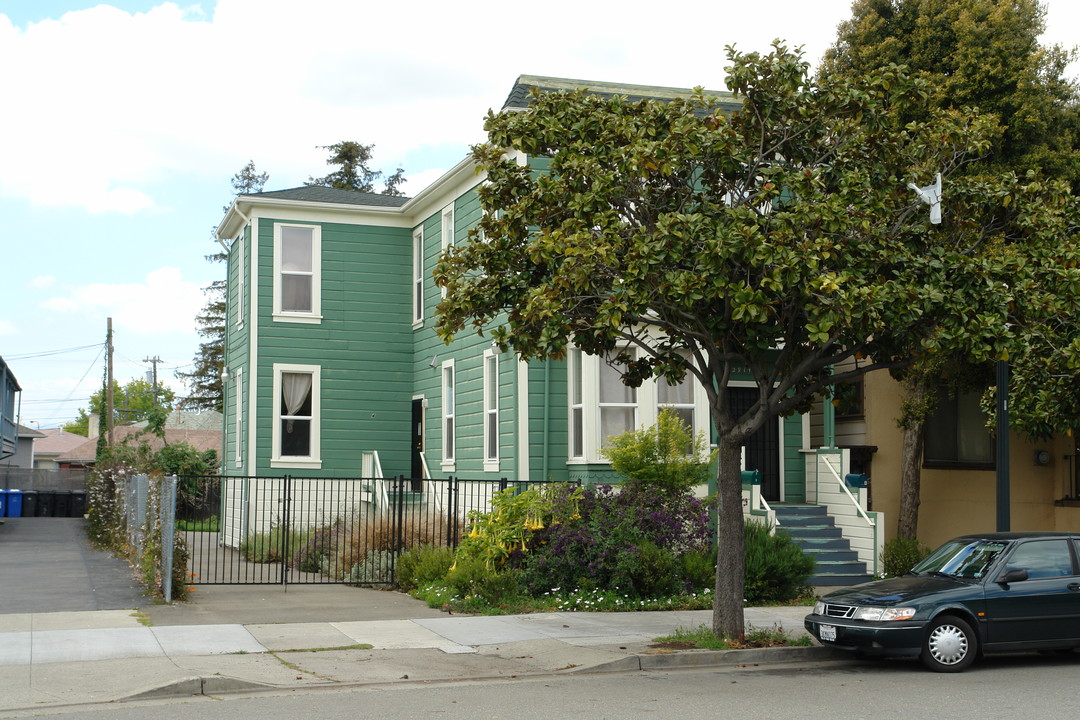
[27,275,56,290]
[2,0,1077,214]
[41,266,205,335]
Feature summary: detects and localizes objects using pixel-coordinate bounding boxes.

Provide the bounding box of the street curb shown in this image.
[579,645,852,673]
[123,676,273,701]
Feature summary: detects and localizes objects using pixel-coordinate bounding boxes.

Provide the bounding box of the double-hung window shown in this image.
[272,364,321,468]
[236,231,245,328]
[442,359,455,467]
[570,349,584,459]
[598,351,637,449]
[274,224,321,322]
[484,350,499,468]
[412,228,424,325]
[234,367,243,468]
[440,205,454,298]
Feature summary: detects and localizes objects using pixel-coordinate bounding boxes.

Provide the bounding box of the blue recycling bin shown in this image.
[5,490,22,518]
[0,490,6,517]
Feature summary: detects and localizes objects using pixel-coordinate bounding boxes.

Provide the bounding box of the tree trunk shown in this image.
[897,379,928,540]
[712,436,746,639]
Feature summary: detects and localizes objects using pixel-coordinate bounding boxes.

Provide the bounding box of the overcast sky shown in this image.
[2,0,1077,429]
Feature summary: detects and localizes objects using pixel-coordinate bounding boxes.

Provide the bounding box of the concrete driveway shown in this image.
[0,517,145,614]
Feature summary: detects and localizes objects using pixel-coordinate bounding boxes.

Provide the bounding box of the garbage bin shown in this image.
[69,490,87,518]
[54,491,72,518]
[35,491,56,517]
[0,490,6,518]
[21,490,37,518]
[5,490,22,518]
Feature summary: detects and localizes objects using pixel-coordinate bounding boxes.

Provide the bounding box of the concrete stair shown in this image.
[772,504,875,587]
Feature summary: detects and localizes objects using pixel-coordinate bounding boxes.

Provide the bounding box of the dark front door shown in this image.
[728,387,781,501]
[411,398,425,479]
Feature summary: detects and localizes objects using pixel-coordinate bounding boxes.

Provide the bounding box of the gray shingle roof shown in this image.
[502,75,741,114]
[242,186,410,208]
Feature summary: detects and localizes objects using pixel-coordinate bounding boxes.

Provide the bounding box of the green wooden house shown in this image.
[214,76,881,583]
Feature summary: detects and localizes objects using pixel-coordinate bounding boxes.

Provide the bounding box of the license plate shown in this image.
[819,624,837,642]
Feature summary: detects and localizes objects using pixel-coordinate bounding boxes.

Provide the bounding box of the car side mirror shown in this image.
[999,568,1029,585]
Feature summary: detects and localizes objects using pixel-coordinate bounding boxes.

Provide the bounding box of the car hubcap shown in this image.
[929,624,968,665]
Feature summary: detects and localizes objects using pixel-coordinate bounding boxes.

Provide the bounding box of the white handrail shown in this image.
[361,451,390,512]
[820,456,875,527]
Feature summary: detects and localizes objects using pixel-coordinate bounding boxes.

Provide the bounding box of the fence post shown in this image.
[281,475,291,587]
[162,475,177,603]
[447,476,458,548]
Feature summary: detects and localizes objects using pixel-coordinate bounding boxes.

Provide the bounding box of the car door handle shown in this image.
[1068,583,1080,591]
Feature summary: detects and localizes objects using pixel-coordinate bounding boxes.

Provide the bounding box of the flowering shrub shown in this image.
[516,483,712,598]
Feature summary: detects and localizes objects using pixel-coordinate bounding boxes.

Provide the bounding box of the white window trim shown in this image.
[271,363,322,469]
[236,230,245,329]
[233,367,243,468]
[272,223,323,324]
[568,349,709,464]
[569,349,585,460]
[440,204,454,299]
[483,349,500,471]
[441,358,456,471]
[412,227,424,327]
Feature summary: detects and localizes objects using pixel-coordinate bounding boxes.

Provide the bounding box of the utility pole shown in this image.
[106,318,114,446]
[143,355,162,406]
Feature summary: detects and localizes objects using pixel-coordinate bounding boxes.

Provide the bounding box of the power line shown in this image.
[5,343,103,360]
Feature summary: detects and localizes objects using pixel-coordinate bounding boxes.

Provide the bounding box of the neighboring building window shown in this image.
[598,351,637,449]
[236,231,245,328]
[834,379,864,419]
[274,224,321,322]
[484,350,499,467]
[442,360,455,466]
[924,389,993,468]
[272,364,321,468]
[440,205,454,298]
[234,368,243,467]
[412,227,424,325]
[570,349,584,459]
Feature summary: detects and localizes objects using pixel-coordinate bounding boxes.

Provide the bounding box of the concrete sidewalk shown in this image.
[0,605,835,711]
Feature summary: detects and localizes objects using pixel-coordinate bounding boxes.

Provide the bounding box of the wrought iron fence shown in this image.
[177,475,568,587]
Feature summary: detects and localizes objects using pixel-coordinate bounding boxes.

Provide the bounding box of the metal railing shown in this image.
[178,475,572,587]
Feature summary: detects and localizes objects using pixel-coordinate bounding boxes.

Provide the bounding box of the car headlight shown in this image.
[813,601,826,615]
[853,606,916,621]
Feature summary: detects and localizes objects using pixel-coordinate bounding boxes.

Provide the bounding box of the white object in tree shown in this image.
[908,173,942,224]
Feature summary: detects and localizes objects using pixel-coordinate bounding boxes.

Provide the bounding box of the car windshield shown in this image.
[911,539,1009,579]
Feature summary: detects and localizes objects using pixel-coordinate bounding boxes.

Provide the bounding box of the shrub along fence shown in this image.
[177,475,570,587]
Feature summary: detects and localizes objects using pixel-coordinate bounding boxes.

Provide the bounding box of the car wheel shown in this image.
[921,615,976,673]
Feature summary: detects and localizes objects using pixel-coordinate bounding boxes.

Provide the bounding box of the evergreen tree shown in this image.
[177,161,268,412]
[821,0,1080,539]
[306,141,406,196]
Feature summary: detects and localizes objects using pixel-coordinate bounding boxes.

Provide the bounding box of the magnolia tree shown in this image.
[434,44,1079,637]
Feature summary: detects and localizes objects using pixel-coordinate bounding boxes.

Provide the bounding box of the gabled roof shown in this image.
[33,429,88,456]
[502,74,741,113]
[17,424,46,439]
[241,186,410,208]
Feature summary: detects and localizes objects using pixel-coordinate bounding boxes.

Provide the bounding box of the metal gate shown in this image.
[177,475,546,586]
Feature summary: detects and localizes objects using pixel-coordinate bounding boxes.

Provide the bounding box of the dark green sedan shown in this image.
[804,532,1080,672]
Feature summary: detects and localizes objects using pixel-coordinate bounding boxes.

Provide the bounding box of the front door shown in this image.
[728,387,781,502]
[411,398,425,479]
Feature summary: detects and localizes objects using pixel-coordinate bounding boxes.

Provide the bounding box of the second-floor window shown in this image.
[274,224,321,322]
[412,227,424,325]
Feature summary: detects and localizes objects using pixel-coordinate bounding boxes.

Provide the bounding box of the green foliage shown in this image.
[743,522,815,604]
[395,544,456,591]
[601,407,715,493]
[883,536,933,578]
[307,141,406,196]
[655,624,813,649]
[434,42,1080,635]
[64,378,177,436]
[445,557,525,609]
[680,548,718,592]
[240,527,314,564]
[454,483,583,570]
